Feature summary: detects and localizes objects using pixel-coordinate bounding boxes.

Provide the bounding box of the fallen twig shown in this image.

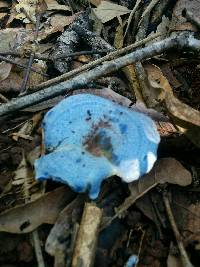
[32,230,46,267]
[0,33,199,117]
[33,33,159,91]
[0,49,111,61]
[138,0,160,27]
[124,0,142,37]
[163,192,194,267]
[71,203,102,267]
[101,183,158,229]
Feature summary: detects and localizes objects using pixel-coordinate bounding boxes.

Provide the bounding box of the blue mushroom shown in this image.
[34,94,160,199]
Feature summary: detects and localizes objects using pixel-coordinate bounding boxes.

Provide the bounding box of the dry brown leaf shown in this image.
[128,158,192,198]
[0,13,7,19]
[143,158,192,187]
[167,191,200,247]
[120,157,191,220]
[114,21,144,102]
[0,62,12,82]
[0,0,9,8]
[0,187,75,233]
[167,252,183,267]
[165,92,200,128]
[44,0,71,11]
[28,60,47,88]
[0,71,23,92]
[171,0,200,31]
[11,113,42,141]
[145,64,200,146]
[90,0,101,6]
[93,1,130,23]
[145,64,171,98]
[0,29,31,52]
[116,158,192,223]
[181,203,200,244]
[15,0,38,23]
[38,14,75,40]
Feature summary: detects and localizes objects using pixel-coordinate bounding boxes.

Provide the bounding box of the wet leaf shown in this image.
[93,1,130,23]
[0,187,75,233]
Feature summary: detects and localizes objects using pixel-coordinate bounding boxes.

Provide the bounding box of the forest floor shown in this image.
[0,1,200,267]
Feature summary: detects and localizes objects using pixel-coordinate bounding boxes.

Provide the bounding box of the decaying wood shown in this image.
[0,33,199,117]
[72,203,102,267]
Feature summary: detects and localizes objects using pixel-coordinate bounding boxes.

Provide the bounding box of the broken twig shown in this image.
[0,33,199,117]
[72,203,102,267]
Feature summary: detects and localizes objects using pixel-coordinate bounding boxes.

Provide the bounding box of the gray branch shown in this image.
[0,33,199,117]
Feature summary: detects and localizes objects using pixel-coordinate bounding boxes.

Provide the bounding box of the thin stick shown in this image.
[0,93,9,103]
[0,49,111,60]
[163,192,194,267]
[124,0,142,37]
[20,13,41,94]
[71,203,102,267]
[0,55,48,76]
[0,33,199,117]
[138,0,160,27]
[32,230,46,267]
[101,183,158,229]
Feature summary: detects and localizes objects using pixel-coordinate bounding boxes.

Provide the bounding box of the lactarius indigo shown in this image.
[34,94,160,199]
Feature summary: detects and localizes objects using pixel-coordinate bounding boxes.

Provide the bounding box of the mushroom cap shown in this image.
[35,94,160,199]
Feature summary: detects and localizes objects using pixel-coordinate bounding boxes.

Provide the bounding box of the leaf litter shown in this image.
[0,0,200,266]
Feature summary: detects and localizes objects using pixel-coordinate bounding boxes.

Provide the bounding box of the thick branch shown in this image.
[0,33,199,117]
[71,203,102,267]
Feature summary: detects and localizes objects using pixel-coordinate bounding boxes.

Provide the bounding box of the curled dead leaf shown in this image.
[145,64,200,146]
[165,92,200,128]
